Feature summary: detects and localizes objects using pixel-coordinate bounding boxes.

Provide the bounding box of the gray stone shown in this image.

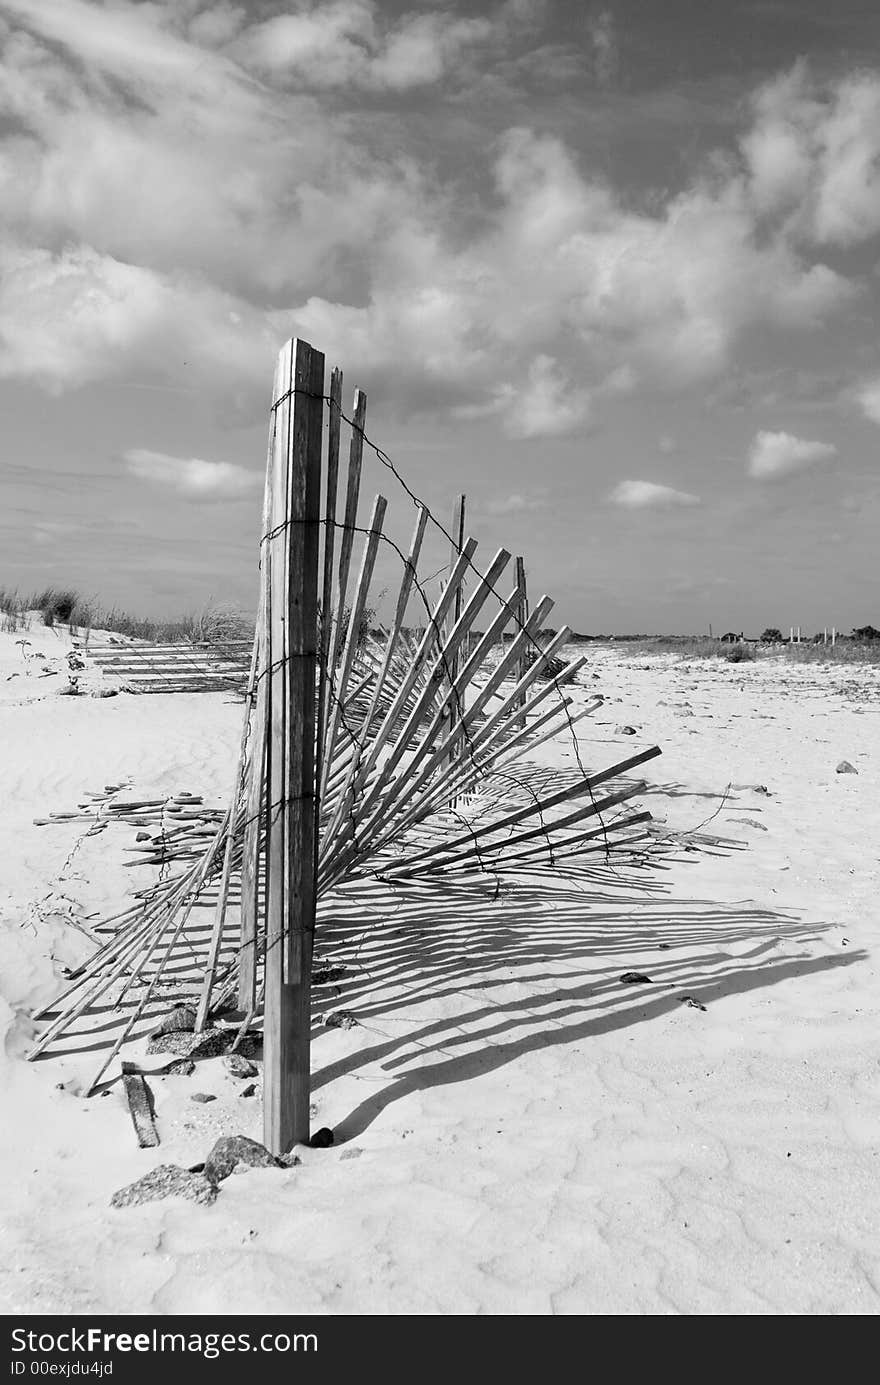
[224,1053,258,1079]
[146,1027,228,1059]
[111,1164,217,1208]
[836,760,858,774]
[615,725,637,735]
[203,1136,279,1185]
[323,1010,358,1030]
[150,1005,196,1039]
[191,1092,216,1104]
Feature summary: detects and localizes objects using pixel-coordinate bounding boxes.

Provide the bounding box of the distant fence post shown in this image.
[263,337,324,1156]
[441,496,466,801]
[514,556,529,729]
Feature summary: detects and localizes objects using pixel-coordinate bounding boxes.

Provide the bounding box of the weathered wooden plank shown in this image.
[263,336,323,1157]
[317,366,343,761]
[121,1061,160,1148]
[320,494,387,794]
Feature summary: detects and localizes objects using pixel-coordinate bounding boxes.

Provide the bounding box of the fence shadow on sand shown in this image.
[311,843,861,1143]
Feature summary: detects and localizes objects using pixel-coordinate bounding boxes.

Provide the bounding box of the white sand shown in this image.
[2,628,879,1315]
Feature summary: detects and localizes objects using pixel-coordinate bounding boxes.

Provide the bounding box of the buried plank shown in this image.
[121,1061,160,1148]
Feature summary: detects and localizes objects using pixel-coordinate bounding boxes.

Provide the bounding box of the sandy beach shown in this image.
[3,625,878,1315]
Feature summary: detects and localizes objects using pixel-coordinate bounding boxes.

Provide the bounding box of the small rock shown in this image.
[147,1027,229,1059]
[224,1053,258,1079]
[309,1127,335,1148]
[204,1136,279,1185]
[312,965,348,985]
[677,994,707,1012]
[239,1083,257,1098]
[324,1010,358,1030]
[836,761,858,774]
[279,1152,302,1168]
[191,1092,216,1104]
[150,1005,196,1038]
[339,1147,363,1161]
[135,831,152,842]
[165,1058,195,1076]
[615,725,637,735]
[619,971,653,985]
[111,1164,217,1208]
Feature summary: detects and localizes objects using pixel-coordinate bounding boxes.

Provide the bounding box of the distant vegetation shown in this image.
[576,631,880,665]
[0,586,254,645]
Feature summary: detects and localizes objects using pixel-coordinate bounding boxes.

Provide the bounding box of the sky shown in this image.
[1,0,879,634]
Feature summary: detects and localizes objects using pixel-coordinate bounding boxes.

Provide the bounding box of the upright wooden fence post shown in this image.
[263,337,324,1156]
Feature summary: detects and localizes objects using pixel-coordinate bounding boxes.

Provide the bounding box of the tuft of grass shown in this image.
[0,587,31,633]
[186,601,254,647]
[33,587,80,626]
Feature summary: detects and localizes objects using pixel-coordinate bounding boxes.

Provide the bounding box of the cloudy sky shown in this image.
[1,0,879,634]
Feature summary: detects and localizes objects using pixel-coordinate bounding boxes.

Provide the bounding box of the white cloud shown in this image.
[743,62,880,247]
[234,3,492,91]
[503,356,592,438]
[856,379,880,426]
[587,10,617,87]
[486,491,547,515]
[0,242,277,397]
[747,430,837,480]
[125,449,261,500]
[607,480,701,509]
[0,7,870,426]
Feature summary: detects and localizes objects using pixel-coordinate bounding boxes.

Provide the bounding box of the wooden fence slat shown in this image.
[326,389,367,686]
[317,366,343,758]
[320,494,388,795]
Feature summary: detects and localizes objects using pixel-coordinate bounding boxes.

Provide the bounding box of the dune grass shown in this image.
[587,634,880,666]
[0,585,255,646]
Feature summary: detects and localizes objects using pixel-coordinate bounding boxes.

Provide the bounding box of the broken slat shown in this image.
[121,1061,160,1148]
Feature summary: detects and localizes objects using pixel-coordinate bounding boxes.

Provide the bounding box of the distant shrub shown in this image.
[35,587,79,625]
[852,624,880,641]
[725,644,755,663]
[760,628,783,642]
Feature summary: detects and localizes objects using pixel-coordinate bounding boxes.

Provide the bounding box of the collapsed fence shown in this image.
[29,337,661,1155]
